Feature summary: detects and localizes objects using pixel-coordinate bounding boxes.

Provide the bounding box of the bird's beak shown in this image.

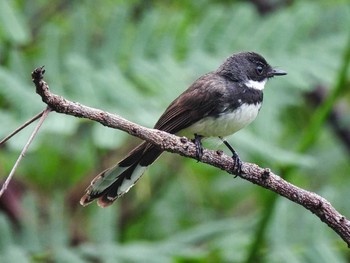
[271,68,287,76]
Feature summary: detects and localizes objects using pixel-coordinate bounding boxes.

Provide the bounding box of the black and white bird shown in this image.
[80,52,286,207]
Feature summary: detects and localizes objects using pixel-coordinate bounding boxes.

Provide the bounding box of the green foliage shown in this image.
[0,0,350,262]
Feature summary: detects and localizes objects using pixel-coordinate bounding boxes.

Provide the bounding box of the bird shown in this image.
[80,52,287,207]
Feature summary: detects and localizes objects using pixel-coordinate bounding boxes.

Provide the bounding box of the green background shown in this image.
[0,0,350,262]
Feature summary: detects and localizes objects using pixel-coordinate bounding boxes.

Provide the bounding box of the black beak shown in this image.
[271,68,287,76]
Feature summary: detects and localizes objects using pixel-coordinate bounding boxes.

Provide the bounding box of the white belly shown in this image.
[180,103,261,137]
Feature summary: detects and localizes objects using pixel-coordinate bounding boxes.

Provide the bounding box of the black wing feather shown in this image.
[154,73,228,134]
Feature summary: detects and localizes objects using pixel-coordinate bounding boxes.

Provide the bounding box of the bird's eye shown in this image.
[256,65,264,75]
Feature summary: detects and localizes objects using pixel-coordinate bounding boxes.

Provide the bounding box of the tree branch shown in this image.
[0,110,45,146]
[31,66,350,247]
[0,106,51,197]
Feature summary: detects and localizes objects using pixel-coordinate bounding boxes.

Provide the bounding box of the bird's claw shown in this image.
[232,153,242,177]
[193,134,204,161]
[219,137,243,176]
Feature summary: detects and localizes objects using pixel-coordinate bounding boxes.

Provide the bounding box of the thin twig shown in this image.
[0,110,45,146]
[0,107,51,197]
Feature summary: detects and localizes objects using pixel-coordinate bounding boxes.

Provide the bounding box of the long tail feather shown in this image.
[80,142,162,207]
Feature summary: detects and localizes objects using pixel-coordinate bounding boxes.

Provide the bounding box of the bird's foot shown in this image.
[192,134,204,161]
[219,137,243,176]
[231,151,243,176]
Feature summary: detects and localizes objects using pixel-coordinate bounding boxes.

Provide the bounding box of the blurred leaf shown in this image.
[0,1,30,44]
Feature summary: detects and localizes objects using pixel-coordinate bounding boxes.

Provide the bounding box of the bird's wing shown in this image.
[154,73,227,134]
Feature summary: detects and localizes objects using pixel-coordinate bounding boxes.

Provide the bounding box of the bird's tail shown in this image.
[80,142,162,207]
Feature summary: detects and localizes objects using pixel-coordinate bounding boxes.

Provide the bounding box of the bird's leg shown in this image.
[192,134,204,161]
[219,137,242,175]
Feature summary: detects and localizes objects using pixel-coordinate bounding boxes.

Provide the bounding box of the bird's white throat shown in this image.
[245,79,267,90]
